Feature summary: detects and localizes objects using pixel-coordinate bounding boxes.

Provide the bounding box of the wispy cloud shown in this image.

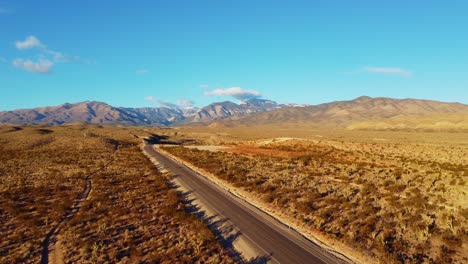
[136,69,149,75]
[45,49,79,63]
[13,35,79,74]
[199,84,209,88]
[16,36,44,50]
[177,99,195,108]
[12,58,53,74]
[144,96,179,109]
[363,67,412,77]
[205,87,261,100]
[145,97,196,109]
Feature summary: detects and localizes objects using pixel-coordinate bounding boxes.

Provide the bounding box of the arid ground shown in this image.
[159,125,468,264]
[0,125,233,263]
[1,123,466,264]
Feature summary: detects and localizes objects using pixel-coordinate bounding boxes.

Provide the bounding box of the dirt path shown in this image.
[40,149,118,264]
[50,235,64,264]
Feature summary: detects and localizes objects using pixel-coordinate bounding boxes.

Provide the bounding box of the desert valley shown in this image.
[1,96,467,263]
[2,1,467,263]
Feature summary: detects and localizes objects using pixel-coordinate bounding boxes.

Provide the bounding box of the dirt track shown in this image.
[40,150,118,264]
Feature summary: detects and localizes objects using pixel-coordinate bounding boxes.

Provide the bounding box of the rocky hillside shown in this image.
[346,113,468,132]
[0,99,281,126]
[188,99,280,122]
[1,97,466,129]
[213,96,468,130]
[0,101,183,126]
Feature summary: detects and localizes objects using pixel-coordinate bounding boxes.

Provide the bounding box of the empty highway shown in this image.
[144,144,350,264]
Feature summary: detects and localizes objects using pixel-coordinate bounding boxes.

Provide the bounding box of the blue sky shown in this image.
[1,1,467,110]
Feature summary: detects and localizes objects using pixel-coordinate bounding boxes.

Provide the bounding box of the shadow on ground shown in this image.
[144,133,198,145]
[169,180,272,264]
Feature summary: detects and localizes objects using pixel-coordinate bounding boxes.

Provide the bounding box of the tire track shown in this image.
[40,149,118,264]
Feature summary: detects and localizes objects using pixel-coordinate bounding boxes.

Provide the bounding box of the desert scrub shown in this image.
[163,139,468,264]
[59,142,233,263]
[0,126,115,263]
[0,125,233,263]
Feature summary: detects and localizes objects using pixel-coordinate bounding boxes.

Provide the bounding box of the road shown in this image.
[144,144,349,264]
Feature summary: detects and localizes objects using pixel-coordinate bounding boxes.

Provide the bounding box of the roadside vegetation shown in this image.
[162,131,468,264]
[0,125,232,263]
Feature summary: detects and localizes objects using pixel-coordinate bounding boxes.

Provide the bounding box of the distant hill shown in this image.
[208,96,468,131]
[1,96,466,130]
[187,99,280,122]
[346,113,468,132]
[0,99,282,126]
[0,101,183,126]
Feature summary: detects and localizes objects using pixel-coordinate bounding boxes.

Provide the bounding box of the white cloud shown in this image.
[136,69,149,75]
[177,99,195,108]
[13,35,80,74]
[363,67,412,77]
[145,97,197,109]
[205,87,261,100]
[144,96,180,109]
[156,100,179,109]
[15,36,43,50]
[45,49,78,63]
[12,58,53,74]
[199,84,209,88]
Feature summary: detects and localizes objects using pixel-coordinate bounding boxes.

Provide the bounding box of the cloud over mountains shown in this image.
[205,87,261,100]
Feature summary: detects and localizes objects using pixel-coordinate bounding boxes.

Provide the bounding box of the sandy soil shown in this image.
[257,137,303,145]
[49,236,64,264]
[225,145,310,158]
[184,145,230,152]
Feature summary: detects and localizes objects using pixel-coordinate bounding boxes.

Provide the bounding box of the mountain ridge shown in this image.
[0,98,283,126]
[207,96,468,132]
[1,97,467,131]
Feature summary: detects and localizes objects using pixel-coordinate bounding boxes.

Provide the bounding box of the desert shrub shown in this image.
[162,136,468,264]
[1,126,233,263]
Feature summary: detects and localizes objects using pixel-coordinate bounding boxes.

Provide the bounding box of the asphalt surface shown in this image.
[144,144,349,264]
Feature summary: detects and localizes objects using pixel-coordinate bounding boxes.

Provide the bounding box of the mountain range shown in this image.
[0,99,283,126]
[1,97,467,131]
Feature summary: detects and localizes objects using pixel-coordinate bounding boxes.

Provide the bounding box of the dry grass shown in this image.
[0,125,232,263]
[161,127,468,264]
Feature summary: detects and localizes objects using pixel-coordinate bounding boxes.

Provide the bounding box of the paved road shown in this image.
[144,144,349,264]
